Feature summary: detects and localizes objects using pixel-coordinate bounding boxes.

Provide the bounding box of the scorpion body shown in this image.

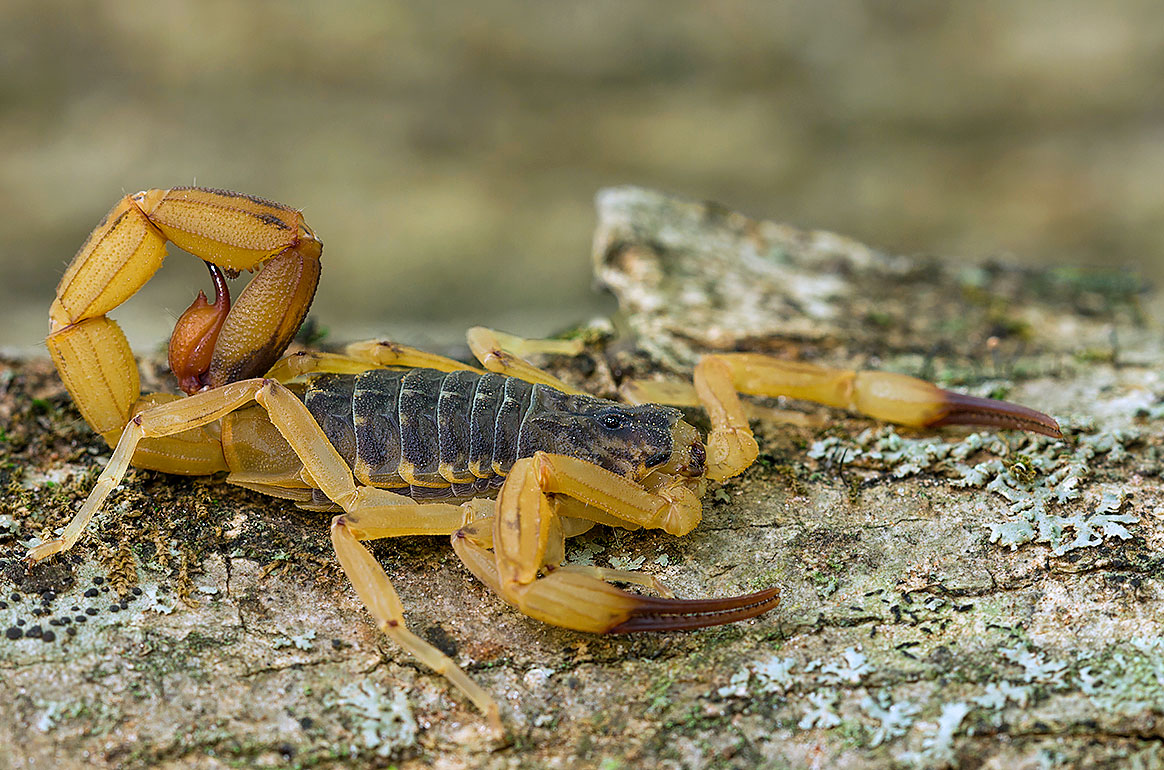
[297,368,687,505]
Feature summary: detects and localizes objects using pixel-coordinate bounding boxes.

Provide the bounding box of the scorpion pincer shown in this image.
[28,187,1063,734]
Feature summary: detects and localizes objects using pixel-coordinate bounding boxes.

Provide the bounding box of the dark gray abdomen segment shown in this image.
[303,368,538,501]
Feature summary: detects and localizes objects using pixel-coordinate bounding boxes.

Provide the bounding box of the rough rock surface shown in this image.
[2,187,1161,769]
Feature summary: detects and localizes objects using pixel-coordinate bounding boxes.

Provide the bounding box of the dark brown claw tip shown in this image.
[608,585,781,633]
[931,391,1062,439]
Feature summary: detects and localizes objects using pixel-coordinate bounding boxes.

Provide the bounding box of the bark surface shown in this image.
[2,187,1160,769]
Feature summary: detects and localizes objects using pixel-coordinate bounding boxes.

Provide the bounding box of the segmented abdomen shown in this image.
[302,368,540,501]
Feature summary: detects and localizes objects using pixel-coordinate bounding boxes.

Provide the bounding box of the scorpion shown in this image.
[30,187,1062,733]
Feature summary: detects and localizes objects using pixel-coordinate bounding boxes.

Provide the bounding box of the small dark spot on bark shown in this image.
[424,624,459,658]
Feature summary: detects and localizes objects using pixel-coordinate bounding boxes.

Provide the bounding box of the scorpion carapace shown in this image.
[30,186,1063,734]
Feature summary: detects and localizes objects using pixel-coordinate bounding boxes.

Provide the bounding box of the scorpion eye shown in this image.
[599,411,627,431]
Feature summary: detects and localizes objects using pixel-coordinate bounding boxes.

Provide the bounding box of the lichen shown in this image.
[332,681,418,758]
[859,693,919,747]
[798,690,842,730]
[272,629,316,650]
[752,656,797,694]
[807,419,1143,556]
[1073,637,1164,716]
[897,701,971,766]
[820,647,873,685]
[972,681,1031,711]
[922,701,970,763]
[1000,644,1069,686]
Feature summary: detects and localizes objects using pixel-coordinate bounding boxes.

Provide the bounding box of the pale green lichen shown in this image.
[565,534,606,566]
[333,681,418,758]
[859,693,919,747]
[753,656,797,694]
[972,681,1031,711]
[0,513,21,538]
[1072,637,1164,716]
[923,701,970,763]
[820,647,873,685]
[897,701,971,766]
[798,690,842,730]
[34,702,64,733]
[1000,644,1069,686]
[137,582,177,615]
[716,668,751,698]
[714,656,796,698]
[807,420,1141,556]
[608,554,645,571]
[272,629,316,650]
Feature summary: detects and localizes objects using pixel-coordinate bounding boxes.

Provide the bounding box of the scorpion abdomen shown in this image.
[301,366,682,506]
[303,368,532,502]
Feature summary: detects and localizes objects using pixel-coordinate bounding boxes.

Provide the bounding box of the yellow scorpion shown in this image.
[32,187,1062,732]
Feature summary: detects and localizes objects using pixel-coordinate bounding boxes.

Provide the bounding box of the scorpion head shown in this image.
[523,389,705,482]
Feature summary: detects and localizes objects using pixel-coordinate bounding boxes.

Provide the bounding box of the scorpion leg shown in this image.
[271,327,584,394]
[250,382,503,731]
[342,339,487,374]
[456,513,674,598]
[467,327,585,394]
[331,520,502,734]
[264,338,488,384]
[28,376,502,731]
[27,379,273,561]
[451,452,779,634]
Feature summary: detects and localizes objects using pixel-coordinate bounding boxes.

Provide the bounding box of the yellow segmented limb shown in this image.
[692,353,1062,481]
[46,187,321,465]
[452,451,776,635]
[467,326,586,394]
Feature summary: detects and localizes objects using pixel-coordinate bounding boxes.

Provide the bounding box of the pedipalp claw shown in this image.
[607,585,781,633]
[848,371,1061,439]
[927,390,1062,438]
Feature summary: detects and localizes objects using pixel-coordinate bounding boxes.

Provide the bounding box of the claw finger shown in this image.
[927,390,1062,438]
[607,585,781,633]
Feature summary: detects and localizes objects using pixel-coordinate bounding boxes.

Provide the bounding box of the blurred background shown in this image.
[2,1,1161,358]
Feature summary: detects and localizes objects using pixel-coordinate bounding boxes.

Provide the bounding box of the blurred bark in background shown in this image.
[2,1,1160,355]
